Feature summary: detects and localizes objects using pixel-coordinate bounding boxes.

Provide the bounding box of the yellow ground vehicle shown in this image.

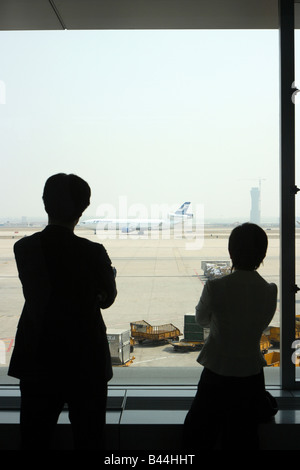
[168,339,204,351]
[268,327,281,346]
[260,334,271,354]
[264,351,300,367]
[169,333,271,352]
[130,320,181,343]
[267,317,300,346]
[264,351,280,367]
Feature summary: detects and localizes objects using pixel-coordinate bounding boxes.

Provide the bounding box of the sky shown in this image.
[0,29,298,223]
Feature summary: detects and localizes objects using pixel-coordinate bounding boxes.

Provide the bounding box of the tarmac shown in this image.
[0,225,282,373]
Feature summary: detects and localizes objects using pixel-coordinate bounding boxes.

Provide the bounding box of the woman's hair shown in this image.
[228,222,268,271]
[42,173,91,223]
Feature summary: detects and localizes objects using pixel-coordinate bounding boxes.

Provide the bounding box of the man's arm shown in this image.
[94,244,117,309]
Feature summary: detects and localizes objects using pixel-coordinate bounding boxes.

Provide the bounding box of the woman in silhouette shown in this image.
[183,223,277,450]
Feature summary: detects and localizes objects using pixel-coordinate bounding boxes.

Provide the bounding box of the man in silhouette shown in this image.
[8,173,117,450]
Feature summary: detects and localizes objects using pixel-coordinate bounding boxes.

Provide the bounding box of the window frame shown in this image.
[279,0,300,390]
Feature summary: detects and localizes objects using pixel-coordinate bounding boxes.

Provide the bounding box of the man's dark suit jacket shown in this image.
[8,224,117,383]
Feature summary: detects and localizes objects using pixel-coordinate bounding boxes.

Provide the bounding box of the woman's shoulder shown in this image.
[210,270,276,288]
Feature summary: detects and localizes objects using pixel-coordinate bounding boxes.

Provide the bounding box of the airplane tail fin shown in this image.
[169,202,193,218]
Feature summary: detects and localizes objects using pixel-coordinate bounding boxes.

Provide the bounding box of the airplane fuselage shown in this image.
[80,202,193,233]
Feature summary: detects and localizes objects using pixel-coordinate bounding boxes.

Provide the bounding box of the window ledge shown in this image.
[0,366,300,450]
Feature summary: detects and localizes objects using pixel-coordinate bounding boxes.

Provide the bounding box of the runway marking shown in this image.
[132,356,169,365]
[0,338,14,352]
[193,269,205,285]
[0,276,19,278]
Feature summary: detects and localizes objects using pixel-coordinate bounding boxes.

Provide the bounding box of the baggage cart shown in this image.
[169,314,208,351]
[264,351,280,367]
[168,339,204,351]
[130,320,181,343]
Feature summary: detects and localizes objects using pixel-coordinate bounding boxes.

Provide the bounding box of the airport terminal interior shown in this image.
[1,0,300,452]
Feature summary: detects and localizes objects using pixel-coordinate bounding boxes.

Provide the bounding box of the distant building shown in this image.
[250,187,260,224]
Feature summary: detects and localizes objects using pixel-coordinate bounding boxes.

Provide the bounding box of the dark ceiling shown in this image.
[0,0,292,31]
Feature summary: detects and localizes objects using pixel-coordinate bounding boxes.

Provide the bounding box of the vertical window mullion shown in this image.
[279,0,297,389]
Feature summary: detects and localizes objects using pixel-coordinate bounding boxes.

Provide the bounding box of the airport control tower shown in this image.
[250,186,260,224]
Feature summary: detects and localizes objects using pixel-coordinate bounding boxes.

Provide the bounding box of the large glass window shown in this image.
[0,30,279,381]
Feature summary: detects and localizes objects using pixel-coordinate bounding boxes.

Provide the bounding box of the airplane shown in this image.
[80,202,193,234]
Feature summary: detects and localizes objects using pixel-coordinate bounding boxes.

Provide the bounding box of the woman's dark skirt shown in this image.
[183,367,277,450]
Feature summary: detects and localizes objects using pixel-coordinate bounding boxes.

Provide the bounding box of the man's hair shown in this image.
[42,173,91,222]
[228,222,268,271]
